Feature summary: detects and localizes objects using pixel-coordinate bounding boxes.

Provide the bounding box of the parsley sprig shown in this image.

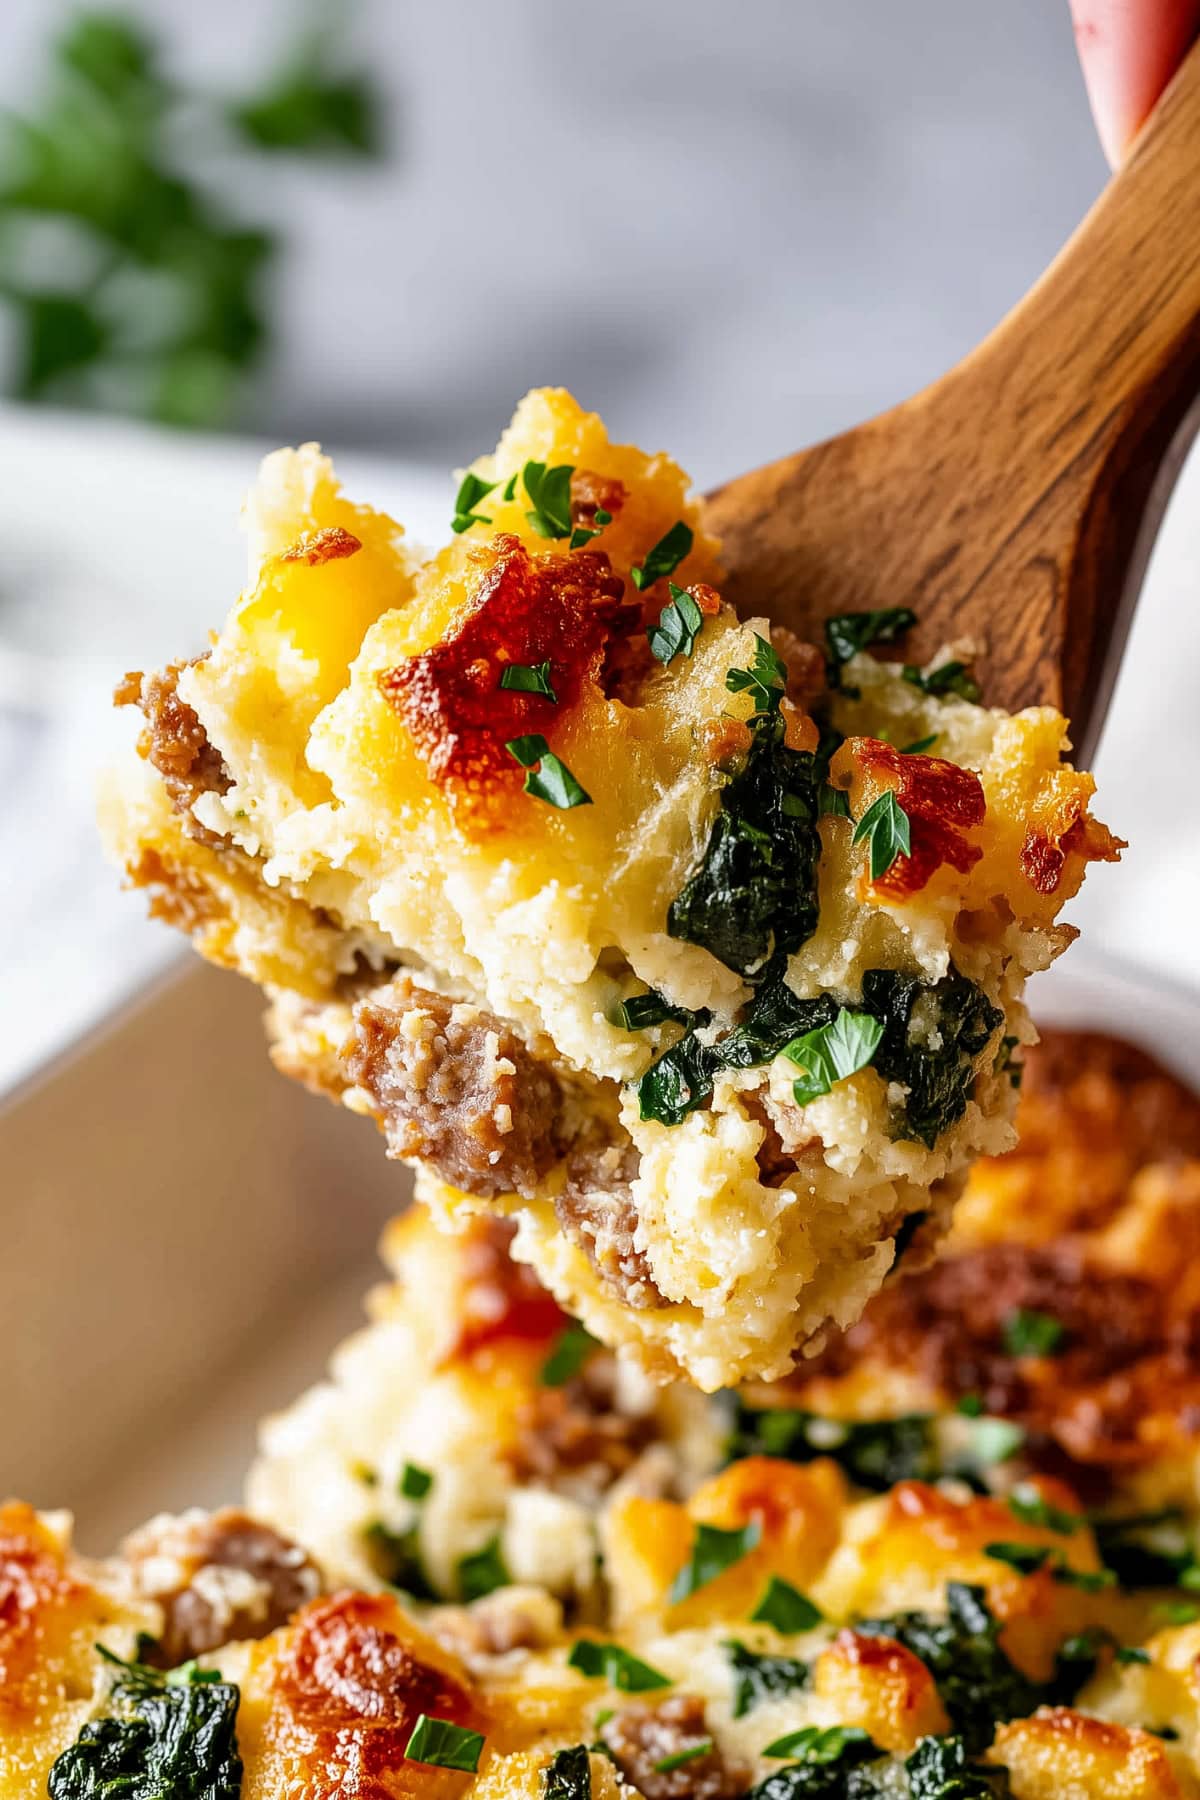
[648,584,705,664]
[632,520,693,590]
[506,734,591,809]
[824,606,916,688]
[669,1520,762,1604]
[725,634,787,714]
[404,1714,485,1773]
[452,471,498,534]
[852,788,911,880]
[904,659,982,702]
[520,461,575,538]
[784,1008,884,1106]
[500,660,557,700]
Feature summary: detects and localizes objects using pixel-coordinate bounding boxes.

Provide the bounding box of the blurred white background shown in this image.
[1,0,1197,1092]
[0,0,1108,476]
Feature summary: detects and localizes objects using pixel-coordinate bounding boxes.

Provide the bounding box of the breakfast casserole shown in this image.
[11,1028,1200,1798]
[100,388,1120,1388]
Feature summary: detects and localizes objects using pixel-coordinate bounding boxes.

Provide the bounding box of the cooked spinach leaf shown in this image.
[723,1640,810,1718]
[861,968,1003,1148]
[857,1584,1041,1754]
[635,971,833,1126]
[903,661,982,703]
[363,1518,437,1600]
[727,1402,940,1491]
[608,990,702,1032]
[906,1732,1013,1799]
[1091,1508,1195,1588]
[544,1744,592,1800]
[48,1653,242,1799]
[668,708,822,979]
[744,1722,884,1797]
[824,607,917,688]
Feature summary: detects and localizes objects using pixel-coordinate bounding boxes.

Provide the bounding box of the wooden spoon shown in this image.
[704,40,1200,762]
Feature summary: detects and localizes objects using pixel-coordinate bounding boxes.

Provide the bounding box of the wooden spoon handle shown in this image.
[706,40,1200,755]
[963,35,1200,743]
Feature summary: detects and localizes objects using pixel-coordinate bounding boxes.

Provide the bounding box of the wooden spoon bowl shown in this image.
[705,42,1200,761]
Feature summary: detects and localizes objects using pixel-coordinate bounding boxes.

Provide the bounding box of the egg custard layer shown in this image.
[13,1029,1200,1800]
[101,387,1120,1389]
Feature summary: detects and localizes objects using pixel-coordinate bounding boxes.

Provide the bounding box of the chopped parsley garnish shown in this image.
[905,1732,1011,1799]
[958,1394,985,1418]
[544,1744,592,1799]
[568,1640,671,1692]
[1002,1309,1065,1357]
[852,788,911,881]
[457,1534,510,1601]
[505,734,592,809]
[725,633,788,715]
[1091,1508,1195,1587]
[1007,1486,1081,1534]
[522,461,575,538]
[993,1036,1023,1088]
[451,471,498,534]
[608,989,701,1032]
[399,1461,433,1500]
[784,1008,884,1106]
[653,1740,713,1773]
[570,506,612,550]
[723,1640,809,1718]
[48,1647,242,1800]
[501,471,518,501]
[902,733,939,755]
[1116,1646,1152,1665]
[648,583,705,664]
[404,1714,485,1773]
[983,1542,1052,1575]
[862,966,1004,1148]
[727,1401,940,1491]
[750,1577,823,1634]
[669,1520,762,1603]
[823,606,916,686]
[762,1725,873,1762]
[1053,1564,1116,1592]
[500,660,557,700]
[631,519,693,590]
[903,660,982,703]
[540,1321,599,1386]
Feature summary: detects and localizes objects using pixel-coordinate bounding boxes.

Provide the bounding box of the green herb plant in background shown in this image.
[0,6,383,426]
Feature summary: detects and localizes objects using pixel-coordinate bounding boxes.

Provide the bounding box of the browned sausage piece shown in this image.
[123,1507,322,1666]
[602,1696,745,1800]
[344,974,566,1199]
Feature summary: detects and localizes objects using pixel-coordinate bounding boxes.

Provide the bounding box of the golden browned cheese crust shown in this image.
[99,387,1118,1391]
[23,1027,1200,1800]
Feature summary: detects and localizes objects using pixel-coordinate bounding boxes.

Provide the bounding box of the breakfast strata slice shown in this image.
[16,1029,1200,1799]
[101,386,1120,1388]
